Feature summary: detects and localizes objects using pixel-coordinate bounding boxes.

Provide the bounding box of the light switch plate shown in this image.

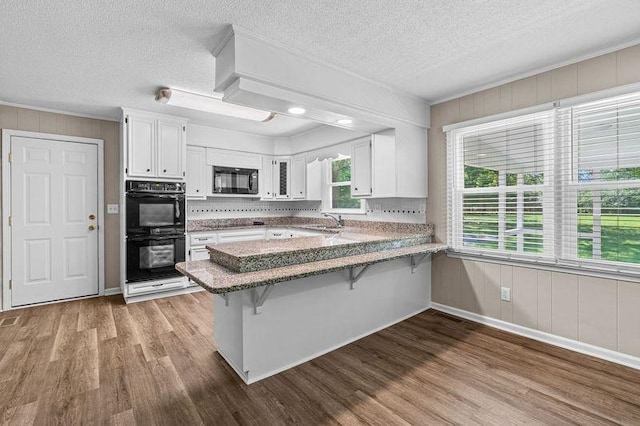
[107,204,119,214]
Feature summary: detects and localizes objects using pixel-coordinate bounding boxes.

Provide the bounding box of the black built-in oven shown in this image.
[125,180,186,283]
[126,181,185,237]
[126,235,186,283]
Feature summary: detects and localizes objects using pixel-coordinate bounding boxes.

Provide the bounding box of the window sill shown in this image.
[446,250,640,284]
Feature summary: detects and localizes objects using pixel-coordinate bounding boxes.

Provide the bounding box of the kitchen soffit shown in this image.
[1,0,639,133]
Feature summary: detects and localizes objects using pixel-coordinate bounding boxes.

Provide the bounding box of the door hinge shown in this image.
[125,117,128,124]
[9,279,12,290]
[183,126,186,131]
[8,216,11,226]
[8,153,12,163]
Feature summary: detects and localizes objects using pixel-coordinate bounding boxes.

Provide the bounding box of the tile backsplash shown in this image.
[188,198,427,223]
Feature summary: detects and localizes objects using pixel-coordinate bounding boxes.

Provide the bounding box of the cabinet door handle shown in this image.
[163,169,167,173]
[196,189,199,192]
[355,187,358,190]
[146,168,150,172]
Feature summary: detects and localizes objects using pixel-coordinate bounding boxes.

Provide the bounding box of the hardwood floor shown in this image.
[1,292,640,425]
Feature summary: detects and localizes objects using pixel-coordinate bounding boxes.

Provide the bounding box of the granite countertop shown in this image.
[187,217,435,236]
[176,243,447,294]
[208,228,431,273]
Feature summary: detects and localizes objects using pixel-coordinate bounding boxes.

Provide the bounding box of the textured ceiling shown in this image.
[1,0,640,135]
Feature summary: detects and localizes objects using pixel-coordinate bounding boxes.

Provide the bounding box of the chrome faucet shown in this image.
[323,213,343,228]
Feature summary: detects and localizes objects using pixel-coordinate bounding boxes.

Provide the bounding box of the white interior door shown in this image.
[11,136,99,306]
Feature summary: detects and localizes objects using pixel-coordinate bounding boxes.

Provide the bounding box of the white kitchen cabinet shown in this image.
[351,138,372,196]
[306,159,323,201]
[274,157,291,199]
[157,120,185,178]
[186,146,206,198]
[261,155,274,200]
[123,109,187,180]
[206,148,261,169]
[217,229,267,243]
[291,154,306,199]
[350,130,396,198]
[127,114,156,177]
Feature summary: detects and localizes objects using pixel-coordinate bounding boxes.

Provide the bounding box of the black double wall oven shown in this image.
[126,181,186,283]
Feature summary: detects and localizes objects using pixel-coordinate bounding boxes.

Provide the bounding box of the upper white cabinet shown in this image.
[123,109,187,180]
[274,157,291,199]
[157,120,184,178]
[127,115,156,177]
[351,130,396,198]
[291,154,306,199]
[306,159,323,201]
[261,155,274,199]
[351,139,372,196]
[206,148,261,169]
[186,146,206,198]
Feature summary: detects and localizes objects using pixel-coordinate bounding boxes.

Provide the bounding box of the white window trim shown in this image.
[321,157,365,215]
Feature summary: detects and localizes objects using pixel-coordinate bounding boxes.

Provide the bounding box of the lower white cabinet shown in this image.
[217,229,268,244]
[267,229,296,239]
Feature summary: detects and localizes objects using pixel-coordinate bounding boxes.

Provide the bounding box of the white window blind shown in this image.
[558,92,640,269]
[448,111,556,259]
[447,89,640,273]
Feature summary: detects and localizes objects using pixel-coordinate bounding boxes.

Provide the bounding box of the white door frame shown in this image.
[2,129,105,311]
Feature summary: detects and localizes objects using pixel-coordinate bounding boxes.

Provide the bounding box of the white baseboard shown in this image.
[104,287,122,296]
[431,302,640,371]
[244,304,432,384]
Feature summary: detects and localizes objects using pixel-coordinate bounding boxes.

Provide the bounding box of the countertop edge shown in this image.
[176,243,447,294]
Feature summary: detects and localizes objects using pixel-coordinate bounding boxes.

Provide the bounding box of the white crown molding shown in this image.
[227,25,431,106]
[431,303,640,371]
[432,36,640,105]
[0,100,118,122]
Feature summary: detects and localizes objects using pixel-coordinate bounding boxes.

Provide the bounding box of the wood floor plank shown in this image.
[1,294,640,425]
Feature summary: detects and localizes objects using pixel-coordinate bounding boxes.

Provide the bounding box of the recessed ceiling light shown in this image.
[287,107,306,115]
[155,88,275,122]
[336,118,352,125]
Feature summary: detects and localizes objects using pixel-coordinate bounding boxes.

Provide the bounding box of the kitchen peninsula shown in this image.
[177,219,446,383]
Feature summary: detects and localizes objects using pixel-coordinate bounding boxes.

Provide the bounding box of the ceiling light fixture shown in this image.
[155,88,275,122]
[336,118,353,125]
[287,107,306,115]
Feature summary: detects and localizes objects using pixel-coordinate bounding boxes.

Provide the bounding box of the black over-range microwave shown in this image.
[213,166,258,195]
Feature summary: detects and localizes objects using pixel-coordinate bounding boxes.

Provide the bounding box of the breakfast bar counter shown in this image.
[176,219,445,384]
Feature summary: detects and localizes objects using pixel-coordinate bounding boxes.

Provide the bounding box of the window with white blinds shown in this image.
[448,111,556,259]
[447,90,640,272]
[558,92,640,269]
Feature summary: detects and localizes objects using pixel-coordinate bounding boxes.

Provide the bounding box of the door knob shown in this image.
[88,214,96,220]
[88,225,96,231]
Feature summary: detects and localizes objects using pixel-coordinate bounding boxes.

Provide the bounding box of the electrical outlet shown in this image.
[107,204,119,214]
[501,287,511,302]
